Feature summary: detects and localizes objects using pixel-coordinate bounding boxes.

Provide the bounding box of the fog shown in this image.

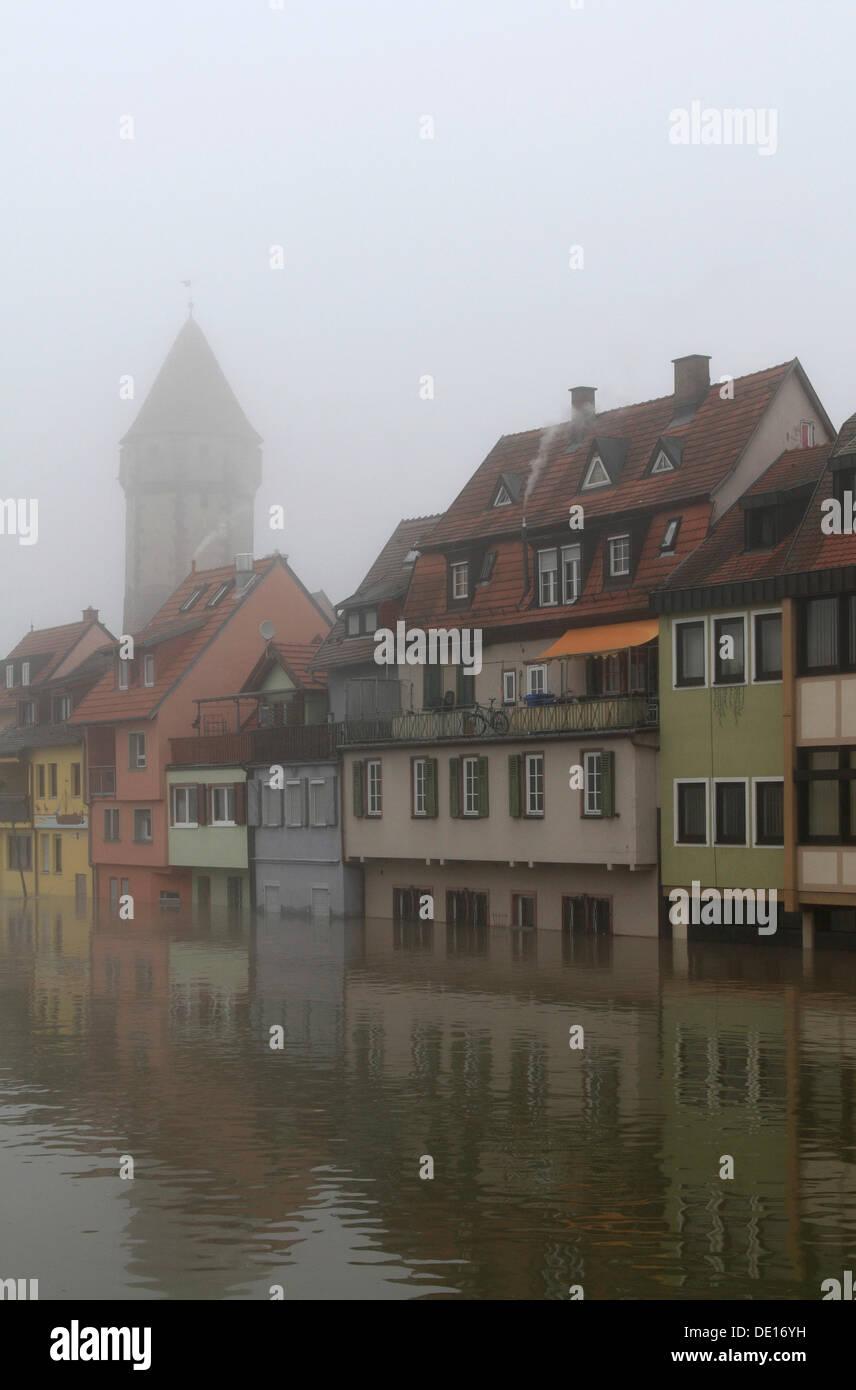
[2,0,853,653]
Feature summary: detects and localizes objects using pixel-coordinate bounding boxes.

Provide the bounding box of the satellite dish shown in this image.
[259,620,275,641]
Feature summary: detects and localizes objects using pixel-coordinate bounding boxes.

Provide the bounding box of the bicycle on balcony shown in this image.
[468,697,510,736]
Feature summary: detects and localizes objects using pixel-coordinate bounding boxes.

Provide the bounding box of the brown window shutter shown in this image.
[197,785,208,826]
[234,782,247,826]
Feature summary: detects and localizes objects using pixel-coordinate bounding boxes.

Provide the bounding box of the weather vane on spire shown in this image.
[181,280,193,317]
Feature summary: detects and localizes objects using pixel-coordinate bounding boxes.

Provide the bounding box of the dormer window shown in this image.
[582,455,610,490]
[651,451,674,474]
[53,695,71,721]
[660,517,681,553]
[143,654,155,687]
[451,561,469,600]
[118,660,129,690]
[608,534,631,578]
[833,464,856,505]
[478,550,497,583]
[745,506,777,552]
[180,585,206,612]
[344,609,376,637]
[493,483,512,507]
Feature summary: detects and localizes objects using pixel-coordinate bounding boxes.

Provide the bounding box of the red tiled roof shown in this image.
[313,516,441,669]
[69,555,328,723]
[784,464,856,575]
[404,502,714,633]
[660,445,832,591]
[0,616,111,711]
[423,362,797,550]
[269,643,327,690]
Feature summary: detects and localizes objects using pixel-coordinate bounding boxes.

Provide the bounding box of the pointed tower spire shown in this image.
[119,319,262,631]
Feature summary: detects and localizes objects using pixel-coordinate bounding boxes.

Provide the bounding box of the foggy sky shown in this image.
[2,0,854,655]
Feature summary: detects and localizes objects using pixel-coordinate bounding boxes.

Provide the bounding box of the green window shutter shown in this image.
[424,665,443,708]
[508,754,522,818]
[449,757,460,818]
[477,756,489,817]
[426,758,438,818]
[353,760,364,818]
[601,751,616,818]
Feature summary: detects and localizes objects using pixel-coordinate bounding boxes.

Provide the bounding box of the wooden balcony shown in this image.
[170,723,342,767]
[341,695,659,746]
[0,794,30,823]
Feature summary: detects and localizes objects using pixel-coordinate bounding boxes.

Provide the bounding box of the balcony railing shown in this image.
[170,723,343,767]
[341,695,659,745]
[0,794,30,823]
[89,766,116,797]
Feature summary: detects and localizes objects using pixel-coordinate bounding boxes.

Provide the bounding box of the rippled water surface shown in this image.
[0,898,854,1300]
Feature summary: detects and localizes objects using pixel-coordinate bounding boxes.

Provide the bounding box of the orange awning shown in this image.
[538,618,658,660]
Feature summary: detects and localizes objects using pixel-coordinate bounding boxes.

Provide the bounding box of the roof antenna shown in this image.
[181,279,193,316]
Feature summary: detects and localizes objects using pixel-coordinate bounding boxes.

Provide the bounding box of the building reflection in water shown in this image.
[0,895,853,1300]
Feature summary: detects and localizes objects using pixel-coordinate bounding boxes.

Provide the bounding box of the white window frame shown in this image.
[526,664,547,695]
[179,586,204,612]
[582,455,610,490]
[751,608,783,685]
[118,659,129,690]
[413,758,427,816]
[752,776,785,849]
[674,778,710,847]
[21,700,35,726]
[561,544,581,603]
[451,561,469,600]
[462,755,479,816]
[711,612,747,688]
[211,785,236,826]
[367,760,382,816]
[363,609,377,633]
[346,612,360,637]
[502,670,516,705]
[129,731,147,769]
[309,779,326,827]
[673,616,709,689]
[172,786,198,828]
[5,664,12,688]
[41,834,51,873]
[712,776,749,847]
[493,483,512,507]
[608,534,631,578]
[537,548,558,606]
[54,694,71,721]
[651,450,674,474]
[21,662,30,686]
[525,753,544,817]
[133,808,153,844]
[143,654,155,687]
[583,750,603,817]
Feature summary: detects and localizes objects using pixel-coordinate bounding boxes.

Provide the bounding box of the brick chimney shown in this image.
[569,386,596,440]
[82,606,98,622]
[672,355,710,410]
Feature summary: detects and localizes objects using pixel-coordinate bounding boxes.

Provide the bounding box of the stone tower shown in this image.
[119,315,262,632]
